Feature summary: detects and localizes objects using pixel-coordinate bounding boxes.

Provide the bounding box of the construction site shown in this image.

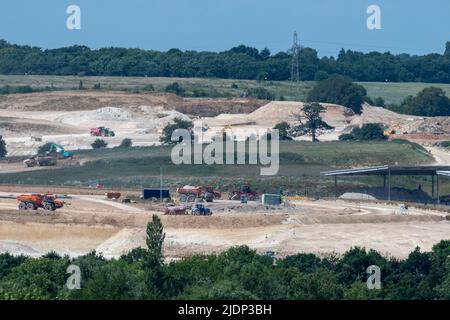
[0,89,450,261]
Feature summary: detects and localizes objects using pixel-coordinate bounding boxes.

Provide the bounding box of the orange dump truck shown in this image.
[16,194,64,211]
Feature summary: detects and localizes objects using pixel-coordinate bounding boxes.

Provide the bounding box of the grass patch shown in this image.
[2,75,450,104]
[0,141,435,196]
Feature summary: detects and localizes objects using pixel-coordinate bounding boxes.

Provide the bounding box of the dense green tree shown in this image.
[0,242,449,300]
[0,257,70,299]
[277,253,321,273]
[0,253,28,278]
[160,118,193,145]
[288,269,344,300]
[1,39,449,83]
[343,282,381,300]
[291,102,334,142]
[69,260,149,300]
[399,87,450,116]
[307,75,367,114]
[273,122,292,140]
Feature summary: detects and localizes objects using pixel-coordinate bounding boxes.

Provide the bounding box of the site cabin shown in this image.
[142,188,171,200]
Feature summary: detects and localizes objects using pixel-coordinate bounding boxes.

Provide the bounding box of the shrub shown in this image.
[165,82,185,96]
[91,139,108,149]
[246,87,275,100]
[142,84,155,92]
[374,97,385,107]
[119,138,133,148]
[0,136,7,158]
[339,123,386,141]
[273,122,292,140]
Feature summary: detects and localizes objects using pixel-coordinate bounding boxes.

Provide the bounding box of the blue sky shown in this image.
[0,0,449,57]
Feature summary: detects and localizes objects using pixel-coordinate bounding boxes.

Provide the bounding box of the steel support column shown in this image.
[387,168,391,201]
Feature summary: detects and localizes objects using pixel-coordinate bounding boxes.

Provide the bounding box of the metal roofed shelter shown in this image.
[321,165,450,202]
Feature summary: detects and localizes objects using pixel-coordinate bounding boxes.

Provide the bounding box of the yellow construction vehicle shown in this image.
[384,123,402,136]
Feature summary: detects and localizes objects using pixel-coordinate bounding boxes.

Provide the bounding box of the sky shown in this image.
[0,0,449,57]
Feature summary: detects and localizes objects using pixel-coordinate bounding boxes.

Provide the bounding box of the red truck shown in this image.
[164,205,189,215]
[176,186,221,202]
[90,127,115,137]
[228,185,258,201]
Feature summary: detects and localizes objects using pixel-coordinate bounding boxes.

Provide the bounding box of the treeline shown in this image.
[1,39,450,83]
[0,216,449,300]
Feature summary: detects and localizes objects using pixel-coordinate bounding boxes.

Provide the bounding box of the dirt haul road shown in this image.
[0,194,449,259]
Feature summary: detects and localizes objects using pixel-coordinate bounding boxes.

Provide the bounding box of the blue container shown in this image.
[143,188,171,199]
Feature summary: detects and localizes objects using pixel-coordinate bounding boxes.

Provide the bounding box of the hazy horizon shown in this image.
[0,0,449,57]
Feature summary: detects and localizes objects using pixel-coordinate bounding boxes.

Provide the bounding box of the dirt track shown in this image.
[1,193,449,259]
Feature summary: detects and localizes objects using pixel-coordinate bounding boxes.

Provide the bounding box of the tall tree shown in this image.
[146,215,166,267]
[400,87,450,116]
[0,136,7,158]
[291,103,334,142]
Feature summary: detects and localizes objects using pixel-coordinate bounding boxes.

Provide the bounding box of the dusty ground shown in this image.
[0,91,263,156]
[1,90,448,158]
[1,91,450,259]
[0,191,449,259]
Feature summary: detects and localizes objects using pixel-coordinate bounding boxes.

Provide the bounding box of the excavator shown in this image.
[46,143,74,159]
[23,143,74,167]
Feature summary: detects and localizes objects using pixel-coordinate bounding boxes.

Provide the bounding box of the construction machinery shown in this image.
[46,143,74,159]
[164,205,189,215]
[23,156,57,167]
[90,127,115,137]
[16,194,64,211]
[229,185,258,201]
[191,203,212,216]
[177,185,221,202]
[105,192,121,200]
[384,123,403,137]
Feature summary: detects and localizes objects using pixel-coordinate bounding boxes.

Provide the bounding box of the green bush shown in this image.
[374,96,385,107]
[164,82,185,96]
[119,138,133,148]
[339,123,386,141]
[246,87,275,100]
[273,122,292,140]
[0,85,35,94]
[91,139,108,149]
